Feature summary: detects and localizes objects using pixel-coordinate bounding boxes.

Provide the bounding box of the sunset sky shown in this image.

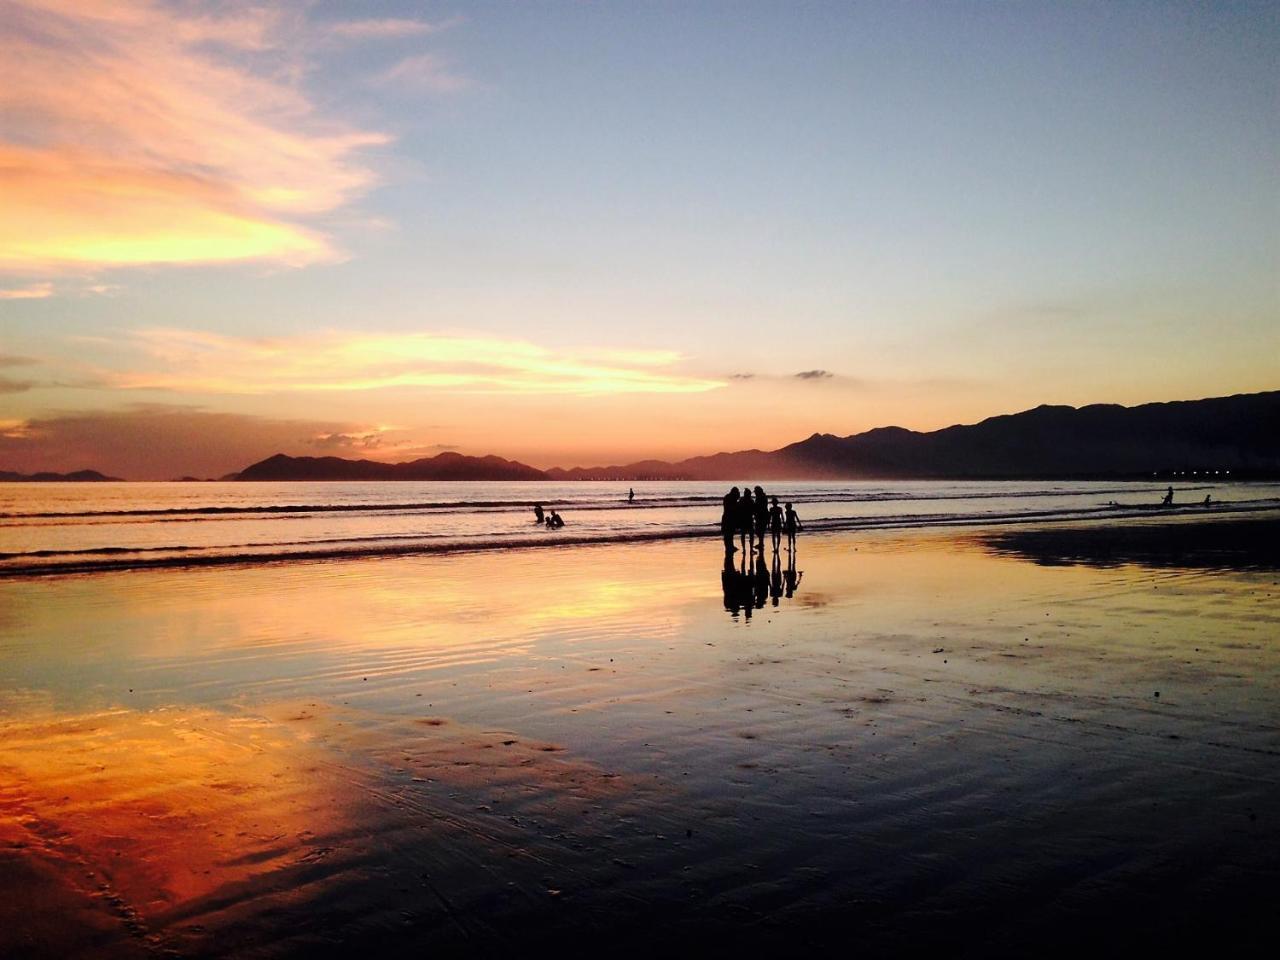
[2,0,1276,478]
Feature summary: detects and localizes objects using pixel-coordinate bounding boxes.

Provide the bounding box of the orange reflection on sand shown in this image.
[0,704,352,955]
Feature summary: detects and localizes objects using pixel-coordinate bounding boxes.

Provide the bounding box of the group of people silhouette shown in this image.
[531,503,564,529]
[721,485,802,554]
[719,485,804,619]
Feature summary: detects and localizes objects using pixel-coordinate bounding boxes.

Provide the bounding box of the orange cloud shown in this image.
[105,328,727,397]
[0,0,389,272]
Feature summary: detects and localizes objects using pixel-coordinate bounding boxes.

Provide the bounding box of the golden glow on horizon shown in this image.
[106,327,727,396]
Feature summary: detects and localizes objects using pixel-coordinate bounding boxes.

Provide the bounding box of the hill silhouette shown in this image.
[236,451,547,482]
[232,390,1279,481]
[0,469,119,482]
[547,390,1280,480]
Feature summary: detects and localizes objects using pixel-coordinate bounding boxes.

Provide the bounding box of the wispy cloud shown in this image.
[0,281,53,300]
[0,376,36,393]
[102,328,726,397]
[330,17,458,40]
[0,0,390,273]
[794,369,835,380]
[373,54,470,93]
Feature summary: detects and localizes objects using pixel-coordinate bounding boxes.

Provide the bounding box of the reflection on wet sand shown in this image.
[981,515,1280,570]
[0,701,664,957]
[2,519,1278,954]
[721,542,803,619]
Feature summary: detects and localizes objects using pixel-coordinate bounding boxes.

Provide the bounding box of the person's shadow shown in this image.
[722,541,800,618]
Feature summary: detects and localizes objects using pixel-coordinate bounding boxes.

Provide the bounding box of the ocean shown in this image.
[3,478,1277,576]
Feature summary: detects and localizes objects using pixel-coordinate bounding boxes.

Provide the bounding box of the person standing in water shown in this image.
[628,487,635,503]
[1162,486,1174,507]
[533,503,545,524]
[784,502,803,550]
[721,487,740,552]
[768,496,784,551]
[738,486,756,554]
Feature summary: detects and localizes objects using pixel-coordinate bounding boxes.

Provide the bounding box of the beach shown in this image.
[1,511,1277,957]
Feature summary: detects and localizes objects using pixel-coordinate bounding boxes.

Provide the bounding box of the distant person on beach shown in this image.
[628,487,635,503]
[753,486,769,550]
[551,510,565,528]
[722,487,740,552]
[1203,493,1212,507]
[768,496,783,550]
[1162,486,1174,507]
[533,503,544,524]
[785,502,803,549]
[738,486,756,553]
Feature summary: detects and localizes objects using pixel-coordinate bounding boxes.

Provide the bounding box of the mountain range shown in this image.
[232,390,1279,481]
[0,469,119,482]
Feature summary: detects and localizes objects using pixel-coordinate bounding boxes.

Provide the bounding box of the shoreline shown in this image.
[2,500,1277,580]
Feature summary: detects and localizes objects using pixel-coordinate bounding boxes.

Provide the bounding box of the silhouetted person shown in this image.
[768,496,783,551]
[1203,493,1212,507]
[738,487,755,553]
[549,510,565,529]
[753,486,769,551]
[785,502,803,550]
[1162,486,1174,507]
[628,487,635,503]
[722,487,740,552]
[533,503,545,524]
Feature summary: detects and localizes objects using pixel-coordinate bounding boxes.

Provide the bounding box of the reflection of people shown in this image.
[753,551,769,609]
[722,552,741,615]
[785,502,803,550]
[1161,486,1174,507]
[785,547,803,599]
[769,545,783,606]
[722,487,740,552]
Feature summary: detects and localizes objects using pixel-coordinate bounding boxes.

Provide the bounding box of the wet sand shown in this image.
[1,514,1276,957]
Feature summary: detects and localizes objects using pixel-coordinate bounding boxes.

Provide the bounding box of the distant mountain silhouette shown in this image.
[236,451,548,481]
[0,469,119,482]
[547,390,1280,480]
[230,390,1279,482]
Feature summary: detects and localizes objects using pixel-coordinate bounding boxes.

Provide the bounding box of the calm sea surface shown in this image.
[2,478,1277,576]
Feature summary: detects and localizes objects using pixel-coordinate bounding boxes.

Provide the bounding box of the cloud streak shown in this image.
[330,17,457,40]
[0,0,390,273]
[0,281,54,300]
[102,329,726,397]
[373,54,470,93]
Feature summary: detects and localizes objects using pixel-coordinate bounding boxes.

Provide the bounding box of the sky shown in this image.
[1,0,1276,478]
